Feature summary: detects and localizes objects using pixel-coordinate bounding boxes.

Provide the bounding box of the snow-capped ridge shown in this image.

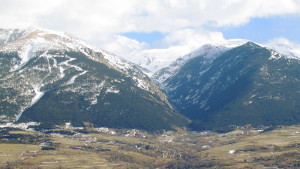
[0,28,29,45]
[0,27,92,52]
[0,27,144,79]
[154,39,249,84]
[214,39,250,48]
[0,27,153,86]
[123,39,250,78]
[264,42,300,60]
[180,39,249,61]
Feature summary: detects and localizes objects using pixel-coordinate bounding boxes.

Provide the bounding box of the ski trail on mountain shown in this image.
[15,55,87,122]
[40,52,52,73]
[66,71,87,85]
[12,45,34,71]
[59,56,88,85]
[15,85,45,121]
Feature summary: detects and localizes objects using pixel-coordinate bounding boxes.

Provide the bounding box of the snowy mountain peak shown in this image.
[180,39,250,61]
[0,28,87,52]
[213,39,250,48]
[0,28,95,72]
[153,39,250,84]
[0,28,139,77]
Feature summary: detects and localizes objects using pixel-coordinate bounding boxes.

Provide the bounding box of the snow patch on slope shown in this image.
[0,122,40,130]
[106,86,120,94]
[133,76,150,90]
[269,50,284,60]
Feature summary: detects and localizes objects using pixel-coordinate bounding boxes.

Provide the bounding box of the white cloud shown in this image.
[162,28,224,48]
[200,0,300,26]
[268,38,296,46]
[0,0,65,28]
[1,0,300,56]
[102,35,148,57]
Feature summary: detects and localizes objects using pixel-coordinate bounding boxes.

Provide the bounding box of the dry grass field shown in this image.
[1,125,300,168]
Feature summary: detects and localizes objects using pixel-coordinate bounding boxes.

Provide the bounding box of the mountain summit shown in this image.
[0,27,187,131]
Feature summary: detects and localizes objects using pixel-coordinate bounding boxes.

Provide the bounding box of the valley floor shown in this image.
[1,125,300,168]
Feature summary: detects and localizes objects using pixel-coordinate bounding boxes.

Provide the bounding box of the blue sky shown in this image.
[121,32,165,47]
[122,32,165,44]
[121,15,300,46]
[217,15,300,44]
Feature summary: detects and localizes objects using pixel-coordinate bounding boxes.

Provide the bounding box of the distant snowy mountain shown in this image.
[0,27,187,131]
[266,40,300,60]
[153,39,249,84]
[125,46,194,77]
[124,39,300,84]
[122,39,249,81]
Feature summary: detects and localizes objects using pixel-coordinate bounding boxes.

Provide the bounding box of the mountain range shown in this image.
[157,41,300,132]
[1,27,300,132]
